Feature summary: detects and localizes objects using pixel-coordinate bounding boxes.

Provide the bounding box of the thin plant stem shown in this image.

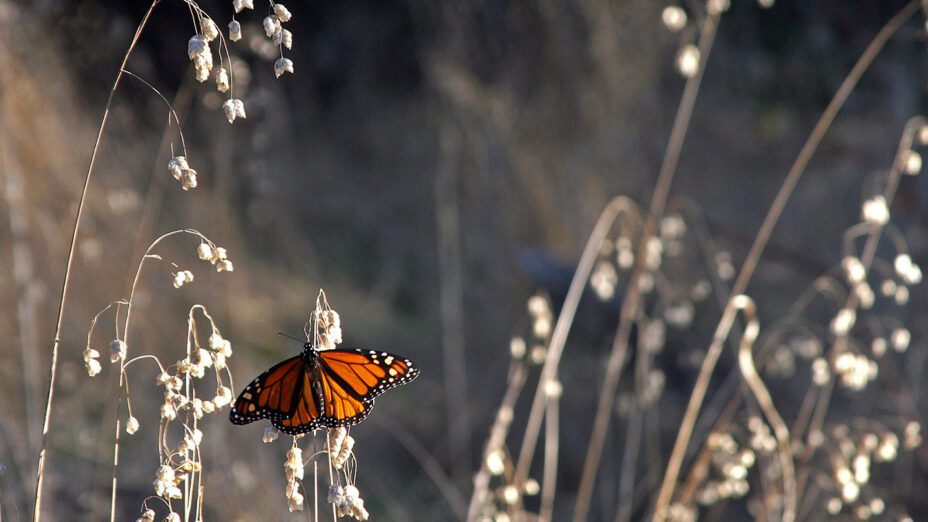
[571,9,722,521]
[731,296,795,522]
[374,418,467,519]
[435,123,471,484]
[539,391,559,522]
[467,361,529,520]
[512,196,640,492]
[32,2,161,520]
[111,229,209,521]
[651,3,919,518]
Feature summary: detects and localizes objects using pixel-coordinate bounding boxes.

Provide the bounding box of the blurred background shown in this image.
[1,0,927,520]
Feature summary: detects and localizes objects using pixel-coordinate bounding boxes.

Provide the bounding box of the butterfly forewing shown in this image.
[230,355,304,424]
[317,348,420,400]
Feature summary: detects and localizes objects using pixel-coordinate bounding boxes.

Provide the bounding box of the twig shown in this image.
[32,2,161,520]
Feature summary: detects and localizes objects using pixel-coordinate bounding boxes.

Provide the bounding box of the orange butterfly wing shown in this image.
[313,348,419,428]
[272,367,325,434]
[230,355,305,425]
[232,347,419,434]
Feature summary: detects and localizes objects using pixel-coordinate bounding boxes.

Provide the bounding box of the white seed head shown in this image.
[228,20,243,42]
[214,386,233,408]
[216,259,234,272]
[486,448,505,475]
[181,169,198,190]
[172,270,194,289]
[842,256,866,284]
[274,4,293,22]
[200,17,220,41]
[168,156,188,180]
[197,243,215,262]
[109,339,127,363]
[830,308,856,336]
[871,337,887,358]
[812,357,830,386]
[161,401,177,421]
[215,67,230,93]
[676,45,700,78]
[263,16,281,38]
[662,6,687,32]
[126,416,139,434]
[223,98,245,123]
[544,379,563,398]
[527,294,551,318]
[861,195,889,225]
[233,0,255,13]
[194,55,212,82]
[85,357,102,377]
[891,328,911,352]
[274,57,294,78]
[279,28,293,49]
[854,283,874,310]
[188,35,208,60]
[706,0,730,15]
[904,150,922,175]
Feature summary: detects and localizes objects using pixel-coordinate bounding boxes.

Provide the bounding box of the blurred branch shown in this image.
[436,122,472,486]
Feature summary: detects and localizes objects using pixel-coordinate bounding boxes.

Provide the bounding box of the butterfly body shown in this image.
[230,343,419,434]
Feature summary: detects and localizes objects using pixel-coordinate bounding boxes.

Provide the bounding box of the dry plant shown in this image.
[465,1,928,521]
[29,1,297,520]
[10,0,928,521]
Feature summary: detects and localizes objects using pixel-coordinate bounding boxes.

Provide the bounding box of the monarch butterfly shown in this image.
[230,342,419,434]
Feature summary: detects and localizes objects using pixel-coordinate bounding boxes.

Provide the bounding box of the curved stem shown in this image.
[651,3,919,518]
[32,2,160,520]
[571,9,722,521]
[111,228,207,521]
[512,196,640,492]
[731,296,795,522]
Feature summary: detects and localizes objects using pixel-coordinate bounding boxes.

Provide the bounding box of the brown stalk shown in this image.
[32,2,160,520]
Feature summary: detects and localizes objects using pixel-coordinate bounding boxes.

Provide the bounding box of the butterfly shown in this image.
[230,342,419,434]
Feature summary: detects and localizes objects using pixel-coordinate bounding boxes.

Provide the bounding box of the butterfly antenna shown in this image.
[277,332,305,343]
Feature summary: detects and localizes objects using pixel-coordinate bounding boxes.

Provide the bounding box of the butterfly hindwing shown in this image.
[230,355,304,425]
[272,367,325,434]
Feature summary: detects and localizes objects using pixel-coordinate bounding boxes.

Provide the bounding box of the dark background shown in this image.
[1,0,927,520]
